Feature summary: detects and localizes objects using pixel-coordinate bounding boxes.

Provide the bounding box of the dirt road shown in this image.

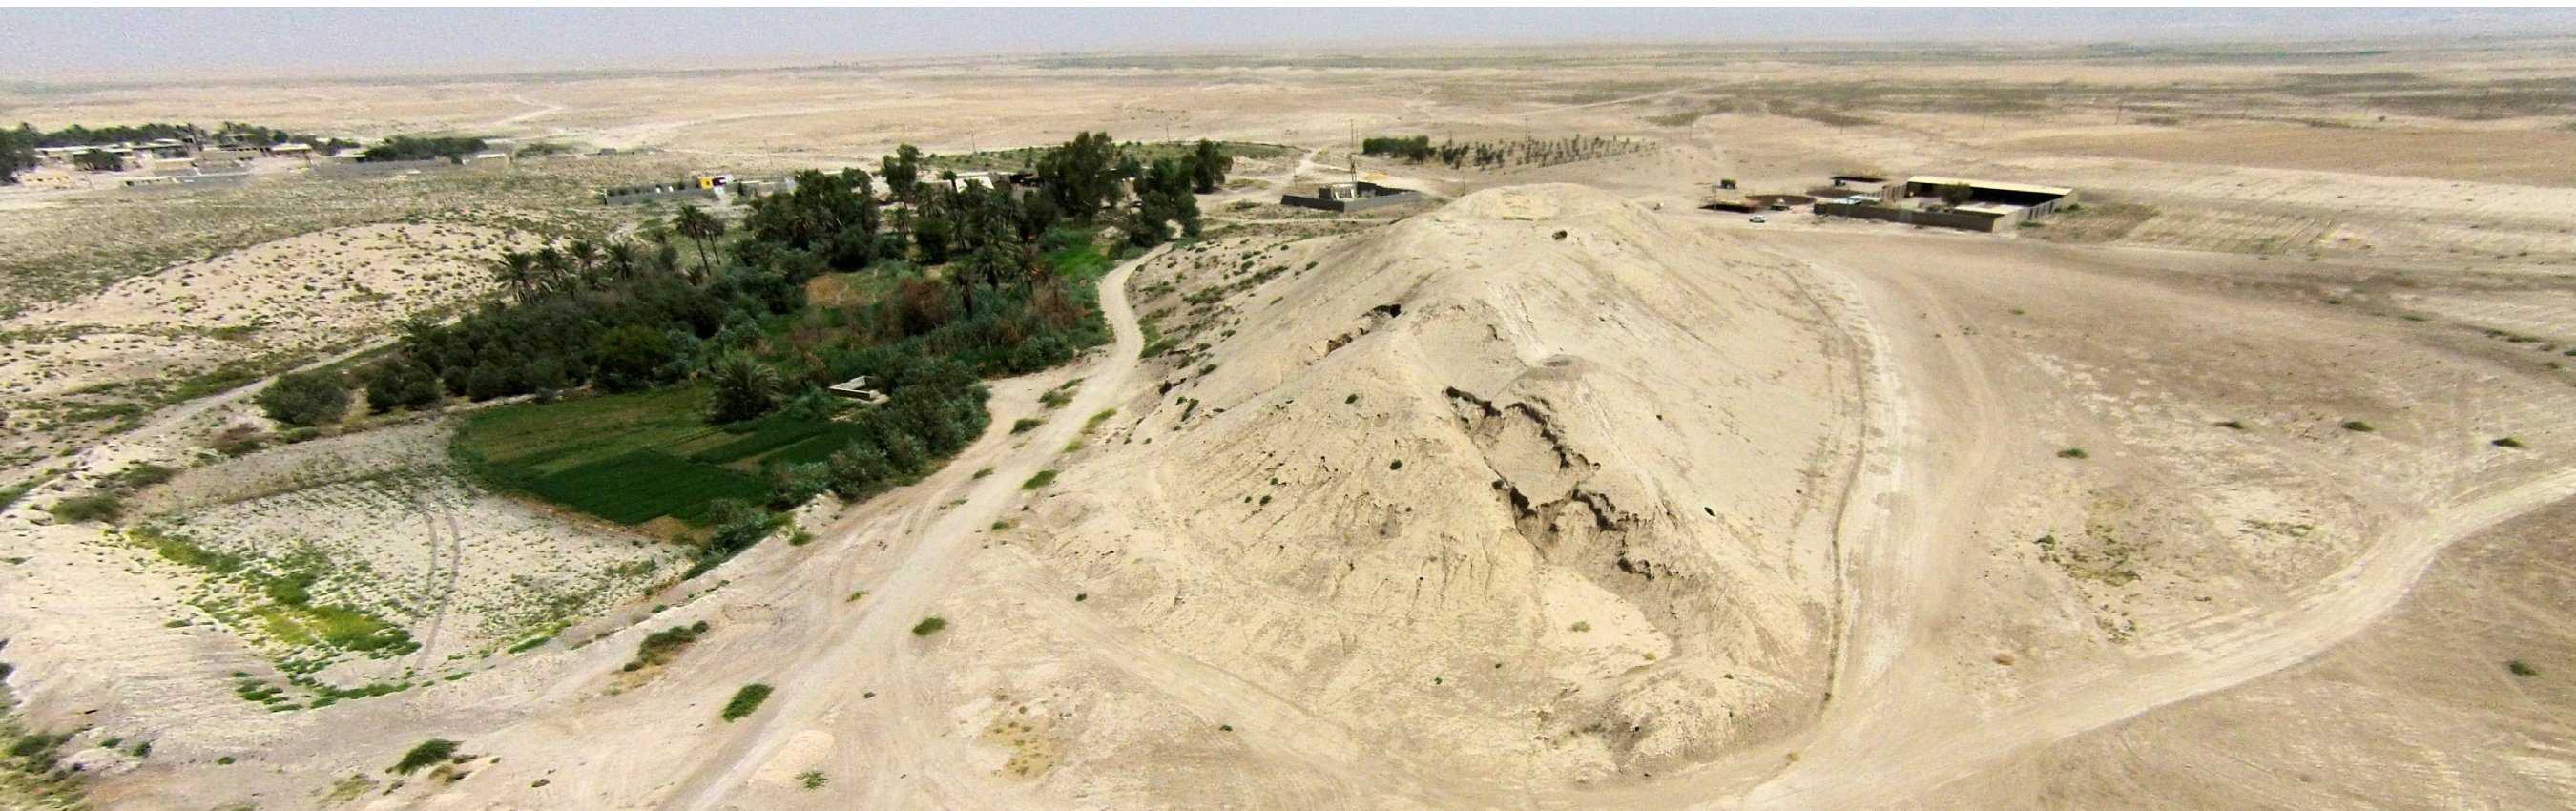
[658,245,1167,810]
[1703,230,2576,810]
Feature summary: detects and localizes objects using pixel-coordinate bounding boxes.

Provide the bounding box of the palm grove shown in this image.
[251,135,1230,571]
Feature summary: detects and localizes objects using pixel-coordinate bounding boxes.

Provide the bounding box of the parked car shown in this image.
[1749,215,1768,224]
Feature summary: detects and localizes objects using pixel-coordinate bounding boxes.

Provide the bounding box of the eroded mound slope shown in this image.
[1033,185,1865,780]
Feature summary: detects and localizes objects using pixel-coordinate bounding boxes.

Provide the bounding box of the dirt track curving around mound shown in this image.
[1711,238,2576,810]
[660,244,1171,810]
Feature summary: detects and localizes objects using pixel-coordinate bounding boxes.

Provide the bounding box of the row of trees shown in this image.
[361,135,490,163]
[1363,134,1653,170]
[1361,135,1438,162]
[212,122,361,155]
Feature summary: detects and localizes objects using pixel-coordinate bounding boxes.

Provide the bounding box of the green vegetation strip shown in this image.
[721,683,774,721]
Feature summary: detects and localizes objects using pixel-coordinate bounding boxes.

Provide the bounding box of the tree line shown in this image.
[360,135,491,163]
[1362,134,1654,170]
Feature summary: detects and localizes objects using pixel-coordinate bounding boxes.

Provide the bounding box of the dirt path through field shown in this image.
[659,244,1168,810]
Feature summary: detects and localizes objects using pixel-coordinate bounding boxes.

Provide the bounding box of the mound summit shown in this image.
[1034,185,1869,779]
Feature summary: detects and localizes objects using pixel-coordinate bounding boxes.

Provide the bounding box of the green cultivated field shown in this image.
[454,386,866,528]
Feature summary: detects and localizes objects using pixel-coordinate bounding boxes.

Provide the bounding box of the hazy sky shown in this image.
[6,7,2575,79]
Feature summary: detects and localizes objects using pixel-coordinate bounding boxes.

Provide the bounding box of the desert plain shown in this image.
[2,35,2575,811]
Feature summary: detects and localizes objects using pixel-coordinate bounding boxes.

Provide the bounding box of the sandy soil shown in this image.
[0,222,538,473]
[3,37,2575,811]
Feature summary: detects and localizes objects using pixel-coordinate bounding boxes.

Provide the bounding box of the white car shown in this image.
[1748,215,1768,224]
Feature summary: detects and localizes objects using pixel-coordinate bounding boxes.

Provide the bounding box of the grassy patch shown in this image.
[46,493,123,524]
[912,616,948,636]
[720,683,773,721]
[452,386,837,528]
[1021,469,1057,490]
[132,527,415,655]
[2341,421,2376,432]
[505,634,554,655]
[321,774,376,803]
[626,621,710,672]
[391,738,460,774]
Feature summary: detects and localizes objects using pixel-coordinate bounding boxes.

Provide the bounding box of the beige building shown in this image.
[14,168,81,189]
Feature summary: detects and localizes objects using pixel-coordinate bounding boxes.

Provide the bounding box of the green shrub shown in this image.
[627,621,710,671]
[2493,437,2525,448]
[2509,659,2540,677]
[592,324,679,393]
[361,356,443,413]
[255,369,351,427]
[2341,421,2375,432]
[47,493,123,524]
[720,683,773,721]
[116,463,177,488]
[2057,447,2088,459]
[1011,417,1044,434]
[765,462,830,509]
[1021,469,1056,489]
[686,500,779,578]
[911,616,947,636]
[391,738,460,774]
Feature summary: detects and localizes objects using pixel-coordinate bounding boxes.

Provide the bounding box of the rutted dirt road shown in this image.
[660,245,1169,810]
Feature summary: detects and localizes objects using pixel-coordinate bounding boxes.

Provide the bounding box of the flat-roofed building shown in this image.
[1900,176,2076,217]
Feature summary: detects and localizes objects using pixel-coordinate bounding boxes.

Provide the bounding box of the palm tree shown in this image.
[672,205,724,281]
[532,245,571,293]
[604,240,639,281]
[643,227,681,277]
[567,239,603,287]
[706,352,780,424]
[490,250,538,304]
[1015,241,1049,293]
